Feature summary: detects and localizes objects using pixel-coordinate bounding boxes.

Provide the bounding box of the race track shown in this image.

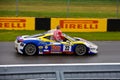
[0,41,120,65]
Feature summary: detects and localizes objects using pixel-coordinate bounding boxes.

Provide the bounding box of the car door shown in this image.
[40,35,62,54]
[61,37,73,53]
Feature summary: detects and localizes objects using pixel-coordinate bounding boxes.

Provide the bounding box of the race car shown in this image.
[15,30,98,56]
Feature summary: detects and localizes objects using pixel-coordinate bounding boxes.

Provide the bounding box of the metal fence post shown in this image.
[116,0,119,18]
[16,0,19,16]
[67,0,70,18]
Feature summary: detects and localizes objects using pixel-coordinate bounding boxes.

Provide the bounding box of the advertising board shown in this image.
[0,17,35,30]
[51,18,107,32]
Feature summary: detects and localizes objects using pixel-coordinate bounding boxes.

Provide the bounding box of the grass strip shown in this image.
[0,30,120,41]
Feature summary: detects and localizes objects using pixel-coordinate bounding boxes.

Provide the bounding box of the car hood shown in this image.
[17,35,40,41]
[74,37,98,47]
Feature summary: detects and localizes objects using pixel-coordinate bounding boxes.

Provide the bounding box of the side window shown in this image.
[63,37,69,42]
[43,36,51,40]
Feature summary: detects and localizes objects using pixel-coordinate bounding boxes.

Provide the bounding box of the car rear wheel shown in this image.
[24,44,37,56]
[75,44,87,56]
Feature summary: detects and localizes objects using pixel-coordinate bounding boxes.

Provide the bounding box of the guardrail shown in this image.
[0,63,120,80]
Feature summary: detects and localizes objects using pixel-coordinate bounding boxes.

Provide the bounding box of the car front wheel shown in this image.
[75,44,87,56]
[24,43,37,56]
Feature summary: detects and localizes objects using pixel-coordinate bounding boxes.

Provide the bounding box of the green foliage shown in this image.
[0,0,119,18]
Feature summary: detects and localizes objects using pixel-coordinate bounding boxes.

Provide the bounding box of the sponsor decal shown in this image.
[39,47,43,54]
[39,46,43,49]
[43,46,49,52]
[39,52,43,54]
[44,50,49,52]
[45,46,48,49]
[51,45,61,52]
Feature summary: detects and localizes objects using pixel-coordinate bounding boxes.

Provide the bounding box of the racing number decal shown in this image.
[63,45,71,51]
[65,46,69,51]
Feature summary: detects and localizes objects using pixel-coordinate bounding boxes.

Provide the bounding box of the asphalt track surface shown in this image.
[0,41,120,65]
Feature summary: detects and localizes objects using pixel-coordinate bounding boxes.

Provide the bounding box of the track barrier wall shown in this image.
[35,18,50,30]
[107,19,120,31]
[0,17,120,32]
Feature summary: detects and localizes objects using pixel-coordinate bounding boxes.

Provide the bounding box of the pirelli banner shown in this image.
[0,17,35,30]
[51,18,107,32]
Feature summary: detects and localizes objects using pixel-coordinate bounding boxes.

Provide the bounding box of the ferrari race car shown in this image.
[15,30,98,56]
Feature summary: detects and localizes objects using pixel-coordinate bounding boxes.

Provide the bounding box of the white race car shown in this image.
[15,30,98,56]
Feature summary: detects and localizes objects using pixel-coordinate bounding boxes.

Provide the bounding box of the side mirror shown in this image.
[66,40,70,43]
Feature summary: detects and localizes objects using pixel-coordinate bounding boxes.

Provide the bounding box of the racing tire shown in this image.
[75,44,87,56]
[24,43,37,56]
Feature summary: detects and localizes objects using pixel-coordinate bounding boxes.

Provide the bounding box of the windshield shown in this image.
[43,29,56,34]
[63,33,76,41]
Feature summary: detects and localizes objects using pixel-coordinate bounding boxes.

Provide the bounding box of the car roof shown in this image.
[44,29,56,34]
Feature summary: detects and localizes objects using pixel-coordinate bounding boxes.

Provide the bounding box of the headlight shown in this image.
[90,48,96,50]
[20,43,24,47]
[17,39,23,43]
